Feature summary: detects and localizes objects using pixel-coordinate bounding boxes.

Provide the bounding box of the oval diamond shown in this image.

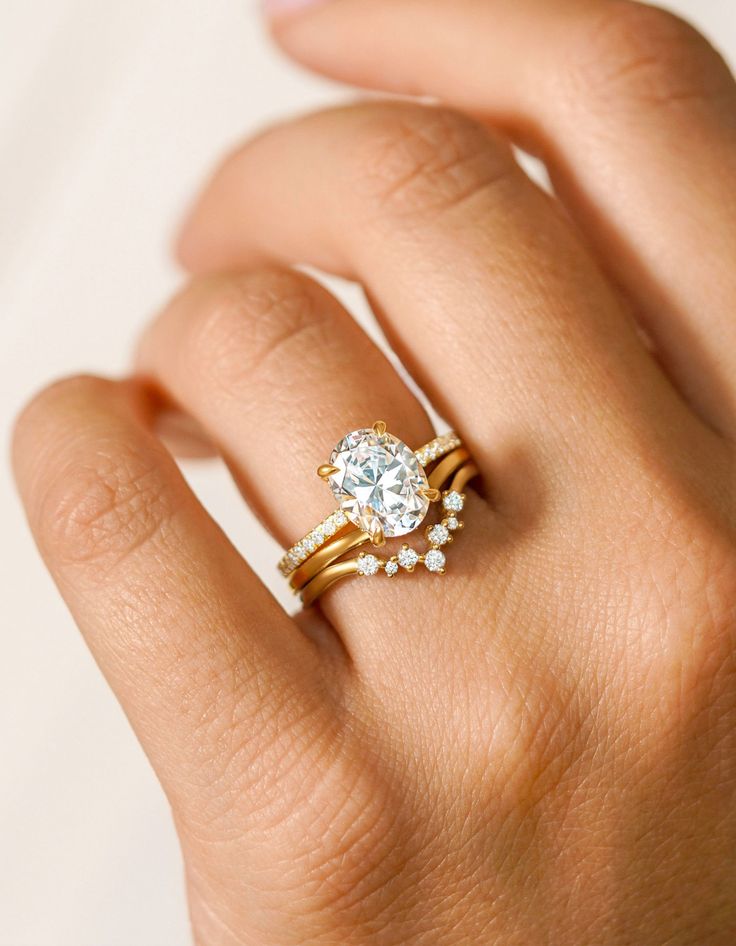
[327,428,430,538]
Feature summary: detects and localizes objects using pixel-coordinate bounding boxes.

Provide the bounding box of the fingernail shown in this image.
[262,0,328,17]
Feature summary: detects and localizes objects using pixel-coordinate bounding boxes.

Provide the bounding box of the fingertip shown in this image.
[261,0,330,24]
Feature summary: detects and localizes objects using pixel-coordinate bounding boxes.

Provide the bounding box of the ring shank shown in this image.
[290,447,470,593]
[300,459,479,608]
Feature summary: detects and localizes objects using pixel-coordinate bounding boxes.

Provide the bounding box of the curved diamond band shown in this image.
[278,430,462,578]
[299,460,478,608]
[290,446,471,594]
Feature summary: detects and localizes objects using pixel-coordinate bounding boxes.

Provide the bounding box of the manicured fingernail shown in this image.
[262,0,328,17]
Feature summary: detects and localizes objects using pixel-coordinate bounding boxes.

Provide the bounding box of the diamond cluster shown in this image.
[356,489,466,580]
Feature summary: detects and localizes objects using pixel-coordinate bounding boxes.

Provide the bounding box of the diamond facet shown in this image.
[327,428,430,538]
[384,560,399,577]
[424,549,446,573]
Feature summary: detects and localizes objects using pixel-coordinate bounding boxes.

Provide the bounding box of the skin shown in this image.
[12,0,736,943]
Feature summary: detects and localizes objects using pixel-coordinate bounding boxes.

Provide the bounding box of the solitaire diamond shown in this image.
[327,428,430,538]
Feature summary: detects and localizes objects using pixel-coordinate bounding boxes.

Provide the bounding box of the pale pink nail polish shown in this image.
[262,0,328,16]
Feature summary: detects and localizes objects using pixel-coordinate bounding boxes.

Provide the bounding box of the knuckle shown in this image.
[187,270,328,392]
[568,2,731,110]
[37,434,174,575]
[350,104,513,219]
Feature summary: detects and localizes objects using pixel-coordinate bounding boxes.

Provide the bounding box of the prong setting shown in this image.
[420,487,442,503]
[317,464,340,480]
[369,520,386,547]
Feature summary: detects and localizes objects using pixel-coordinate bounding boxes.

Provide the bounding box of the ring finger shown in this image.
[136,267,455,641]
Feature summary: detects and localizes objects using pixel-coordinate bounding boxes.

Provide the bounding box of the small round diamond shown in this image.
[443,491,465,513]
[424,549,446,573]
[323,516,337,537]
[384,560,399,577]
[357,554,381,576]
[428,524,450,546]
[397,547,420,571]
[445,516,460,531]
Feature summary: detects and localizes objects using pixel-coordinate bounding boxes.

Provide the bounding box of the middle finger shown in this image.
[178,102,694,473]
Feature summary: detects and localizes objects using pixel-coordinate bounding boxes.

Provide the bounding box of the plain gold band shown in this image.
[300,461,479,608]
[290,446,471,593]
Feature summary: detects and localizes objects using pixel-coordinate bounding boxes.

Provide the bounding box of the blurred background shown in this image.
[0,1,732,943]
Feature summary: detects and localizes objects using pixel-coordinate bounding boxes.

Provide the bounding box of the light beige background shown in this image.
[0,1,733,943]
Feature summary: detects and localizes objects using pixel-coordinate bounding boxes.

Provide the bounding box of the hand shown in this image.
[14,1,736,943]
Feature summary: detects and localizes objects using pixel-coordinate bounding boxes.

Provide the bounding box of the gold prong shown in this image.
[369,520,386,547]
[317,464,339,480]
[372,420,387,436]
[421,487,441,502]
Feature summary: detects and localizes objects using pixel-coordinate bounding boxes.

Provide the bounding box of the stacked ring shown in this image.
[278,422,478,607]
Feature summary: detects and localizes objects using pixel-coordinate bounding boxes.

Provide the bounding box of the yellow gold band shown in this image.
[300,461,479,608]
[290,447,471,593]
[278,431,462,578]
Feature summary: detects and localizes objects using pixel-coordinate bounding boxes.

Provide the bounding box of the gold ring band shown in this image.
[290,446,471,593]
[278,431,462,578]
[300,461,479,608]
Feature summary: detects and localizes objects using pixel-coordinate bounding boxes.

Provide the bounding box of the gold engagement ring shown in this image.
[278,423,478,606]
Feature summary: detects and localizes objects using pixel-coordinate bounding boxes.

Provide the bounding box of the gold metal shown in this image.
[369,520,386,547]
[372,420,387,436]
[298,458,478,605]
[317,464,339,480]
[279,431,466,582]
[301,559,361,609]
[421,487,441,502]
[290,530,369,591]
[290,447,472,591]
[450,462,479,494]
[428,447,469,489]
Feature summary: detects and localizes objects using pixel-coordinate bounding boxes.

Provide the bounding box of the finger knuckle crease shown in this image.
[190,272,328,391]
[39,446,174,573]
[354,107,512,219]
[567,3,730,110]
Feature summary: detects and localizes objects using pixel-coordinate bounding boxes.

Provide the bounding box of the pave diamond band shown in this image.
[278,428,462,578]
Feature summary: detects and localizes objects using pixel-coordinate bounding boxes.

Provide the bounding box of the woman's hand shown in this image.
[13,1,736,943]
